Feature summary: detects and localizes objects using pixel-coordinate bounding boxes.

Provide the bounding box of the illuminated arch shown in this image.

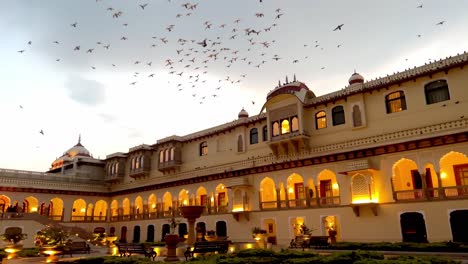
[196,187,208,206]
[110,200,119,217]
[317,169,339,198]
[179,189,189,206]
[94,200,107,221]
[0,195,11,212]
[392,158,418,191]
[440,151,468,187]
[24,196,39,213]
[286,173,305,202]
[148,194,157,213]
[162,192,173,212]
[215,184,228,207]
[260,177,277,209]
[72,198,86,220]
[122,198,130,216]
[49,197,64,219]
[135,196,143,215]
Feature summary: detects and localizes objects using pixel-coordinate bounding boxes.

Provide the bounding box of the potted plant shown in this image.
[164,216,184,262]
[1,227,27,259]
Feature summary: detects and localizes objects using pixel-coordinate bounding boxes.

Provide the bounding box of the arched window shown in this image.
[131,158,135,170]
[272,122,280,136]
[115,163,119,174]
[291,116,299,132]
[135,156,140,169]
[199,141,208,156]
[281,119,290,134]
[425,80,450,104]
[237,135,243,152]
[165,149,170,162]
[159,150,164,163]
[262,125,268,141]
[250,128,258,144]
[332,106,345,126]
[170,148,175,160]
[386,91,407,113]
[140,156,144,168]
[315,111,327,129]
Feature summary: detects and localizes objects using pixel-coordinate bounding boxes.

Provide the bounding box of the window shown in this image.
[237,135,243,152]
[315,111,327,129]
[165,149,170,162]
[281,119,290,134]
[425,80,450,104]
[170,148,175,160]
[332,106,345,126]
[272,122,280,136]
[199,141,208,156]
[250,128,258,144]
[291,116,299,132]
[386,91,406,113]
[262,125,268,141]
[159,151,164,163]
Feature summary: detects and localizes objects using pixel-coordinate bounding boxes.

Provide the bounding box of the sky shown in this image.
[1,0,468,172]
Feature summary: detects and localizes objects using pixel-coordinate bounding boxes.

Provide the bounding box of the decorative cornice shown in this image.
[307,51,468,106]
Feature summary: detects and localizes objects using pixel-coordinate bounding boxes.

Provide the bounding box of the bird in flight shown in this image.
[17,50,25,53]
[436,21,446,25]
[139,3,148,9]
[197,39,207,47]
[71,22,78,27]
[333,24,344,31]
[417,4,423,8]
[39,129,44,135]
[19,105,23,109]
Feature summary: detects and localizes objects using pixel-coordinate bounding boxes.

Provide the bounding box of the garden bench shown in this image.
[117,243,156,260]
[304,236,330,249]
[289,235,310,249]
[61,241,91,257]
[184,240,231,260]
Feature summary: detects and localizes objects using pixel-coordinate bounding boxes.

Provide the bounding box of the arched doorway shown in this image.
[133,226,140,243]
[178,223,188,238]
[147,225,155,242]
[161,224,170,241]
[216,221,227,237]
[450,210,468,243]
[196,222,206,242]
[400,212,427,243]
[120,226,127,243]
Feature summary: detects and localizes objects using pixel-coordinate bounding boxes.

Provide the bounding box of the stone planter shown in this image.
[164,234,184,262]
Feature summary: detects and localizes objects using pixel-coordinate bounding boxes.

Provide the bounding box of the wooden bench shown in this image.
[184,240,231,260]
[304,236,330,249]
[61,241,91,257]
[117,243,156,260]
[289,235,309,249]
[290,235,330,249]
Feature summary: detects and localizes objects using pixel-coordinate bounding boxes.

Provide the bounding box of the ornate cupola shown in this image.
[348,71,365,85]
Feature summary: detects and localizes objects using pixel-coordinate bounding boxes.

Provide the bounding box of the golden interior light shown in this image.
[440,172,447,179]
[332,183,339,189]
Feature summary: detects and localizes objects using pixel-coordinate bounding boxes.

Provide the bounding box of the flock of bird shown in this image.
[12,1,448,137]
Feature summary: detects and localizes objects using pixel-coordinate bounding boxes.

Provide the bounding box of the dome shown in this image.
[238,108,249,118]
[51,135,91,169]
[348,72,364,85]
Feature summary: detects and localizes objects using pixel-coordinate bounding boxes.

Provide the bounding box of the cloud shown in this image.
[65,75,105,106]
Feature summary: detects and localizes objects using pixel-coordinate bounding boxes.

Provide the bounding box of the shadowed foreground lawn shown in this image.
[51,249,462,264]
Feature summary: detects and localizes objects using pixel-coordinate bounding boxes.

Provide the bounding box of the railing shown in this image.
[260,196,339,210]
[394,185,468,201]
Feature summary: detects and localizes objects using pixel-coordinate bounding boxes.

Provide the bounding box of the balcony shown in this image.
[268,131,310,156]
[260,196,340,210]
[104,172,124,183]
[129,167,150,179]
[158,160,182,173]
[393,185,468,201]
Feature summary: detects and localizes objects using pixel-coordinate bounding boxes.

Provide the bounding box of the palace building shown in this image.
[1,52,468,248]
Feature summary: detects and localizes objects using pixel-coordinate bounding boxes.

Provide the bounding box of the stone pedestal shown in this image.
[179,206,205,247]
